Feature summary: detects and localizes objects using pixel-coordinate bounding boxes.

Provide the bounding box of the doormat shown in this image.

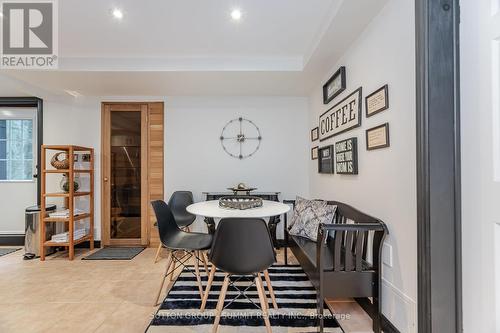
[0,248,20,257]
[82,247,145,260]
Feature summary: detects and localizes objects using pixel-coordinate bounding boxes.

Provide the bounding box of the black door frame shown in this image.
[0,97,43,205]
[415,1,462,332]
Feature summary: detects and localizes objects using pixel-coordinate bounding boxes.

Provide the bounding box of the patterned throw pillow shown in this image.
[288,196,337,241]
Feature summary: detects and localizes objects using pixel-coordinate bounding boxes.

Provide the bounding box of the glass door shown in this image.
[102,104,148,246]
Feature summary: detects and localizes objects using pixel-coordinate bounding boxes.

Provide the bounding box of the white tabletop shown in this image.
[186,200,290,219]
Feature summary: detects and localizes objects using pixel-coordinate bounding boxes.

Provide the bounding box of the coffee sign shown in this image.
[319,87,362,141]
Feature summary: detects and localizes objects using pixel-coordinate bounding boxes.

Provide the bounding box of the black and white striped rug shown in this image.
[147,264,343,332]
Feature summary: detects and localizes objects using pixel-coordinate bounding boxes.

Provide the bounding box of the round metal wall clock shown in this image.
[220,117,262,159]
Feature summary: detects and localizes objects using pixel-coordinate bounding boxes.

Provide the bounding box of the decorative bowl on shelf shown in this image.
[219,196,263,210]
[51,152,70,169]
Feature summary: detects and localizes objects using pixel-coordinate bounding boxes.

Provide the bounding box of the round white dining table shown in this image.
[186,200,290,218]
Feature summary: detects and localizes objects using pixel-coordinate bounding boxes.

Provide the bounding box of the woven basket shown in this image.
[50,152,69,169]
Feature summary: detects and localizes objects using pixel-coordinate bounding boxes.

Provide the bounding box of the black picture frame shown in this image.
[311,146,318,160]
[366,123,390,150]
[311,127,319,141]
[335,137,358,174]
[323,66,346,104]
[365,84,389,117]
[319,87,362,141]
[318,145,334,174]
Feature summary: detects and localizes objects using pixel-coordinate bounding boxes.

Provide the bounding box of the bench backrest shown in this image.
[323,201,387,272]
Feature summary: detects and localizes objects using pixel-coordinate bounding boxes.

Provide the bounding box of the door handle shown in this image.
[104,177,108,182]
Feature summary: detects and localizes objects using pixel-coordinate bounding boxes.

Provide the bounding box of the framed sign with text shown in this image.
[335,137,358,174]
[366,84,389,117]
[366,123,390,150]
[319,87,362,141]
[318,145,334,174]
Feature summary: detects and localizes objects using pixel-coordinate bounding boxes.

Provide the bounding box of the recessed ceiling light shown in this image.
[112,8,123,19]
[230,9,242,21]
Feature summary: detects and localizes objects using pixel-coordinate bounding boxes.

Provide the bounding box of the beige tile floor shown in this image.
[0,247,373,333]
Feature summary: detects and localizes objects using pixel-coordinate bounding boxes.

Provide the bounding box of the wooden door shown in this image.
[101,102,164,247]
[101,103,149,246]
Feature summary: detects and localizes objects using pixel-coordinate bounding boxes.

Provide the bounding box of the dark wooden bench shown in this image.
[283,200,388,333]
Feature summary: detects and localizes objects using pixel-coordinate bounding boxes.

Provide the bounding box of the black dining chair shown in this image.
[154,191,196,263]
[151,200,212,306]
[200,218,277,333]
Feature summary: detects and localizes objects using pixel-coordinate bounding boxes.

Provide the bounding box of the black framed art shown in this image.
[366,123,390,150]
[323,66,346,104]
[319,87,362,141]
[366,84,389,117]
[311,146,318,160]
[311,127,319,141]
[318,145,334,174]
[335,137,358,174]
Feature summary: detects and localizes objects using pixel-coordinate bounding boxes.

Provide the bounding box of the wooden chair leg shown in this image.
[263,269,278,309]
[193,250,204,299]
[201,251,209,274]
[201,264,216,312]
[212,274,230,333]
[170,252,177,281]
[154,251,173,306]
[256,273,272,333]
[154,243,163,263]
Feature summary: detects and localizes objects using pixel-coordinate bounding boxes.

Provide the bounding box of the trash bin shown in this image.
[24,204,57,260]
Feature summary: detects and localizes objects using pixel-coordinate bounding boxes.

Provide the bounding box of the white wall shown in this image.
[460,0,500,332]
[307,0,416,332]
[40,96,309,239]
[164,96,310,230]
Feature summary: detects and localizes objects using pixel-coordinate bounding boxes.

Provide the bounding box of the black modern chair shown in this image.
[200,218,277,333]
[154,191,196,263]
[151,200,212,306]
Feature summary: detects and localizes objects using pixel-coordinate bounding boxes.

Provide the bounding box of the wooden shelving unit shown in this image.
[40,145,94,260]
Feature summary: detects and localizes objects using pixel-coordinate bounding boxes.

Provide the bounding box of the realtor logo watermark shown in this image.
[1,0,58,69]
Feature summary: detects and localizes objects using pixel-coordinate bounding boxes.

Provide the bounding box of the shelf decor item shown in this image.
[335,137,358,174]
[219,196,263,210]
[366,123,390,150]
[50,152,69,169]
[318,145,335,174]
[59,174,80,193]
[319,87,362,141]
[366,84,389,117]
[323,66,346,104]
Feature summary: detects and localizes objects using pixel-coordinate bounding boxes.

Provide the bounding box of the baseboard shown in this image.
[75,240,101,248]
[354,298,401,333]
[0,234,25,246]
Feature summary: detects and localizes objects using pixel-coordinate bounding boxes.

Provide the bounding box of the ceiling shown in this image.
[0,0,389,97]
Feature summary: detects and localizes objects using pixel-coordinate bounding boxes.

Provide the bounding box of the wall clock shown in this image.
[220,117,262,159]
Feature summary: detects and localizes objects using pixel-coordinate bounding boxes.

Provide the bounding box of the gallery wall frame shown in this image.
[322,66,346,104]
[311,146,318,160]
[335,137,358,175]
[366,84,389,117]
[366,123,390,150]
[317,145,334,174]
[311,127,319,141]
[319,87,362,141]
